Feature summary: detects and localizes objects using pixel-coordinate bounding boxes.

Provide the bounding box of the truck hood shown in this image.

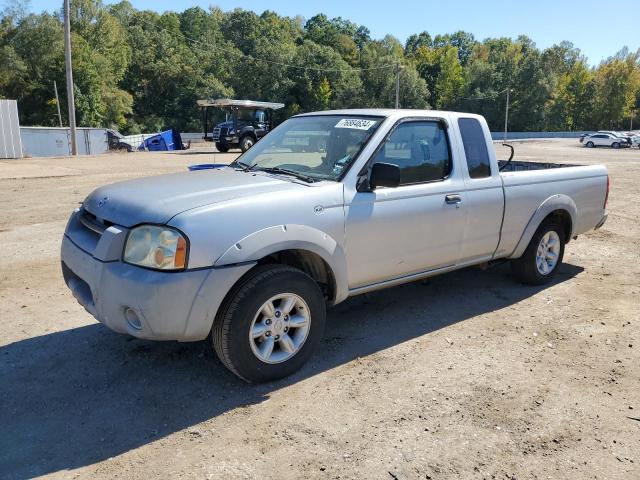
[83,167,302,227]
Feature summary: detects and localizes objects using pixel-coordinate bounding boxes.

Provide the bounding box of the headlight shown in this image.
[123,225,188,270]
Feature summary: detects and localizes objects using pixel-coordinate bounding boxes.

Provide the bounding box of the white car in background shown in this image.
[583,132,631,148]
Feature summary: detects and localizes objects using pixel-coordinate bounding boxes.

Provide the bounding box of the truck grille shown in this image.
[213,127,221,141]
[79,209,113,236]
[79,210,107,235]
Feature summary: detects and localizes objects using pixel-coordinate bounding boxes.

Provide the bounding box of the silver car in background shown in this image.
[583,132,631,148]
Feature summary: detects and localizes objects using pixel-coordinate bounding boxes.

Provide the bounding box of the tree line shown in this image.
[1,0,639,134]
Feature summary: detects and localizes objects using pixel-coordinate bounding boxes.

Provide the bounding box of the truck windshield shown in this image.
[234,115,384,181]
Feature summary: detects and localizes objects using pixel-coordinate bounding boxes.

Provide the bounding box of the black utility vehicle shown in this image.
[198,99,285,153]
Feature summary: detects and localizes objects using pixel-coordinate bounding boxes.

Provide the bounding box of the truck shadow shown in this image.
[0,263,583,479]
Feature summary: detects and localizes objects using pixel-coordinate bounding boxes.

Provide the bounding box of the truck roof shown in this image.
[197,98,285,110]
[294,109,485,121]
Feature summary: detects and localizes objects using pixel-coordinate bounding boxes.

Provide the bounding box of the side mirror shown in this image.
[369,162,400,189]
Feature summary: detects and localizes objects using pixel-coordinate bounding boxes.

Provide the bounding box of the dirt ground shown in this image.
[1,140,638,480]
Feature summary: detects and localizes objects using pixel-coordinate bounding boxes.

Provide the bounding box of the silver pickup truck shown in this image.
[61,110,609,382]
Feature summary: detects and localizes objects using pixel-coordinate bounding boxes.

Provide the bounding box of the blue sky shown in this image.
[22,0,637,65]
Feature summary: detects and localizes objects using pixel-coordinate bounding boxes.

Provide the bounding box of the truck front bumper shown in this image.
[61,233,253,342]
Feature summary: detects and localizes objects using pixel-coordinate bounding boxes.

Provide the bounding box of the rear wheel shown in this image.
[511,220,565,285]
[586,141,595,148]
[212,265,326,383]
[215,142,229,153]
[239,136,255,152]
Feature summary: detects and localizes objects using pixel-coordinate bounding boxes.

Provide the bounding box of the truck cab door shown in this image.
[455,117,504,262]
[344,119,467,289]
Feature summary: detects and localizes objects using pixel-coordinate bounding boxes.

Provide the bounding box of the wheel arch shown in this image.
[239,130,257,141]
[215,224,349,304]
[255,249,337,303]
[508,194,576,259]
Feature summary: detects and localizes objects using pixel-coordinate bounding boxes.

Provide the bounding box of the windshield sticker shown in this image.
[335,118,377,130]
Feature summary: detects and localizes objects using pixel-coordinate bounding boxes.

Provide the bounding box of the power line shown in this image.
[135,17,398,73]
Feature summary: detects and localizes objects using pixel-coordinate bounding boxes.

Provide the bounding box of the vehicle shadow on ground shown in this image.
[0,263,583,479]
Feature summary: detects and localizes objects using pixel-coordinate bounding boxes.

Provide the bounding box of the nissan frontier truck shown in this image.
[61,110,609,382]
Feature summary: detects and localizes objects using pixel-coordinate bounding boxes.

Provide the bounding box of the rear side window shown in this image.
[458,118,491,179]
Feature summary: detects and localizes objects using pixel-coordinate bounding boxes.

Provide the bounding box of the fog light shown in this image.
[124,307,142,330]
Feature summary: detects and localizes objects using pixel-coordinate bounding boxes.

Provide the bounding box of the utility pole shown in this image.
[503,88,512,141]
[63,0,77,155]
[53,81,63,127]
[395,62,401,109]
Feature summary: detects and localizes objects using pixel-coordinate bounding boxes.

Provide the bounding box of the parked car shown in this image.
[598,130,633,144]
[583,132,631,148]
[106,130,133,152]
[61,110,609,382]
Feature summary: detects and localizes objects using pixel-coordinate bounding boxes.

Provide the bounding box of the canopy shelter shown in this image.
[197,98,284,141]
[198,98,285,142]
[197,99,285,110]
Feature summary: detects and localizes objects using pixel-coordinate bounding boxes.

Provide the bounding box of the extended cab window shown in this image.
[373,121,451,185]
[458,118,491,179]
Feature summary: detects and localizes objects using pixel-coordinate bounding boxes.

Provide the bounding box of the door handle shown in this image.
[445,194,462,205]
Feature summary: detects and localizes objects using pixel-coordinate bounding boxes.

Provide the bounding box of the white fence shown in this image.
[20,127,109,157]
[0,99,22,159]
[491,131,593,140]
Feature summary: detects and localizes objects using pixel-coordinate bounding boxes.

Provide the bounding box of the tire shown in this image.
[239,136,255,153]
[586,141,595,148]
[212,265,326,383]
[612,142,620,149]
[511,219,565,285]
[215,142,229,153]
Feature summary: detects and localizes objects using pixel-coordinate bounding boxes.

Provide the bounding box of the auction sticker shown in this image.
[335,118,377,130]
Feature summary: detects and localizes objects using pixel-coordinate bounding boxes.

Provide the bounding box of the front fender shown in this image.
[508,194,577,259]
[215,224,349,303]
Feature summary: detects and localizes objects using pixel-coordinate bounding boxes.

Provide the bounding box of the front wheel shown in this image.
[586,141,595,148]
[212,265,326,383]
[215,142,229,153]
[612,142,620,149]
[511,220,565,285]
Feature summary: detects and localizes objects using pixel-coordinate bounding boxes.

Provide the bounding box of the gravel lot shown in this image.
[1,140,638,479]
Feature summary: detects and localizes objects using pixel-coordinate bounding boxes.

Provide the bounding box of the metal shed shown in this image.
[0,99,22,159]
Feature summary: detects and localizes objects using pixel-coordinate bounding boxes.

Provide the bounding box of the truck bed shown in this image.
[498,160,581,172]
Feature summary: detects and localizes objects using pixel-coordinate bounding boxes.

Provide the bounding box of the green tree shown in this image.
[313,77,332,110]
[545,60,596,130]
[1,2,637,135]
[404,31,432,56]
[414,45,465,109]
[287,40,362,111]
[0,12,64,125]
[592,49,640,129]
[360,38,429,109]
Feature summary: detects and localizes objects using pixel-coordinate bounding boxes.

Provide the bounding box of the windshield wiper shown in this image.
[255,166,316,183]
[231,160,253,172]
